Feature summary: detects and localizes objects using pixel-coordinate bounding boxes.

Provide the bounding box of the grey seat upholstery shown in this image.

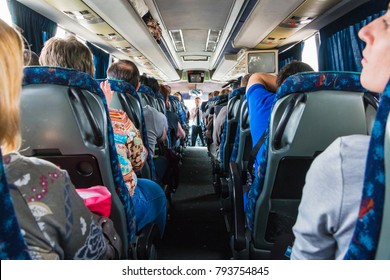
[20,66,134,258]
[231,72,378,259]
[219,93,242,173]
[251,72,378,259]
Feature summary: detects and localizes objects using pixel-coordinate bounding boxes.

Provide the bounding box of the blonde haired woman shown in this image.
[0,19,120,260]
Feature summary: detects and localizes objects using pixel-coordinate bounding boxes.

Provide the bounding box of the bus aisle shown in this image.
[159,146,231,260]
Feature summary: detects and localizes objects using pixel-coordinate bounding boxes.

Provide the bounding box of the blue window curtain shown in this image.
[318,0,388,71]
[278,42,304,70]
[8,0,57,54]
[86,42,110,79]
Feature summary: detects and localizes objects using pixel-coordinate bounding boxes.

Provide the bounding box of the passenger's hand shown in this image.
[100,80,113,107]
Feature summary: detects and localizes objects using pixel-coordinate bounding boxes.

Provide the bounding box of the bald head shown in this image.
[107,59,140,89]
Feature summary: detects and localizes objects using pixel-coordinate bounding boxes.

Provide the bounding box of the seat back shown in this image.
[155,97,166,114]
[21,66,136,258]
[247,72,378,259]
[220,87,245,172]
[138,84,158,109]
[0,148,31,259]
[108,80,142,130]
[233,97,253,175]
[107,79,154,180]
[344,80,390,260]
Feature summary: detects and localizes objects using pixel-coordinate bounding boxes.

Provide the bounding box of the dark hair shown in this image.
[106,59,140,89]
[147,77,160,94]
[276,61,314,88]
[140,73,148,85]
[23,49,39,66]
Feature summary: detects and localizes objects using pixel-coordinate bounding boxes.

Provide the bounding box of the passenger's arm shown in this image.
[291,139,343,260]
[100,80,114,107]
[246,73,277,93]
[158,127,167,142]
[177,122,186,139]
[157,110,168,142]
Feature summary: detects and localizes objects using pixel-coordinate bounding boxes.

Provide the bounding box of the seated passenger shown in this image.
[246,61,314,174]
[39,36,167,236]
[160,85,186,145]
[106,60,170,187]
[0,19,121,260]
[291,6,390,259]
[211,105,227,155]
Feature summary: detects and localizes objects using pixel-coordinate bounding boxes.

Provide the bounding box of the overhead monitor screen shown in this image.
[247,50,278,74]
[187,71,205,83]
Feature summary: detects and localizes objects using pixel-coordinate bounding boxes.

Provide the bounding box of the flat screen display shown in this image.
[187,71,205,83]
[247,50,278,74]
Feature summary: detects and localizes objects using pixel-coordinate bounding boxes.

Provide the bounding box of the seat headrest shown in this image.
[277,72,366,101]
[344,80,390,259]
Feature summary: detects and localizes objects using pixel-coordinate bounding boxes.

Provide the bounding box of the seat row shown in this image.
[10,66,172,259]
[208,71,388,259]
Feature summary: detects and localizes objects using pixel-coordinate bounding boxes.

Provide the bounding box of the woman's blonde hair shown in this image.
[0,19,24,154]
[39,36,95,76]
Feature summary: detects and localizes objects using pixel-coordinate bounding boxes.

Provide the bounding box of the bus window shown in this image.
[55,26,67,38]
[302,33,319,71]
[0,0,12,24]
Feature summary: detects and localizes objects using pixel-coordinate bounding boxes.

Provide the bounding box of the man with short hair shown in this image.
[190,97,205,146]
[246,61,314,170]
[107,60,168,157]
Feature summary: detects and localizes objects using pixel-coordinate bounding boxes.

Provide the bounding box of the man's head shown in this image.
[39,36,95,76]
[173,92,182,102]
[195,97,202,107]
[24,49,39,66]
[221,88,230,95]
[240,74,252,88]
[276,61,314,88]
[106,59,140,90]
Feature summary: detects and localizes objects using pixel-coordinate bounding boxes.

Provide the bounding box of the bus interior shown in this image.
[1,0,389,260]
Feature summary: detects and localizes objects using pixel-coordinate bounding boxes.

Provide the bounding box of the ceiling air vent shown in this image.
[205,29,222,52]
[96,33,124,42]
[63,10,103,24]
[169,30,186,52]
[182,55,209,62]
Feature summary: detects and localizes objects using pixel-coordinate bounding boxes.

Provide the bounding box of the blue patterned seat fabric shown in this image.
[228,87,246,100]
[246,71,367,232]
[23,66,136,241]
[168,95,186,124]
[138,84,155,96]
[344,80,390,259]
[0,148,31,260]
[208,93,229,106]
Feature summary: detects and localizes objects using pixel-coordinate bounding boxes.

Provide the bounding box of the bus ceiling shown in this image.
[15,0,369,82]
